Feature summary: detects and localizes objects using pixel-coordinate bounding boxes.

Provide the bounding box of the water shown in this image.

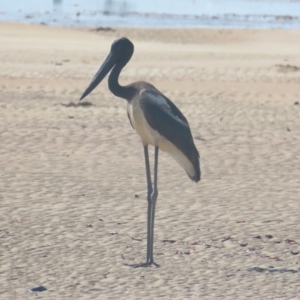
[0,0,300,28]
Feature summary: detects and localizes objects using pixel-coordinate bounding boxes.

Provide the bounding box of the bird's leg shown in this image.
[146,146,159,266]
[130,146,159,268]
[144,146,153,200]
[143,146,153,264]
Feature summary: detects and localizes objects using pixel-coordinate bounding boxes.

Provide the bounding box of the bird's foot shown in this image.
[124,261,160,268]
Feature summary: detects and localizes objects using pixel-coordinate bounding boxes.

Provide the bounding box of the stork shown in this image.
[80,38,200,267]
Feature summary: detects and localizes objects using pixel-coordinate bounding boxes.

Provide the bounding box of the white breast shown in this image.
[127,94,162,146]
[127,93,196,179]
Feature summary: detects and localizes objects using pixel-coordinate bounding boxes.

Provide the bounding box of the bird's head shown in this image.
[80,37,134,101]
[110,37,134,63]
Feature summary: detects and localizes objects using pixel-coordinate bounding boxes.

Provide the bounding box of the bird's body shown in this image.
[126,81,200,182]
[80,38,200,267]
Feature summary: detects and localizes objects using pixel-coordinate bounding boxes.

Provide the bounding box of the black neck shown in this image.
[108,60,135,101]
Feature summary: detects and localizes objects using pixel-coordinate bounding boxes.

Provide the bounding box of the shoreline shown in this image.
[1,11,300,29]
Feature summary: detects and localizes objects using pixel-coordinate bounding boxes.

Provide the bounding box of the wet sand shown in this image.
[1,22,300,299]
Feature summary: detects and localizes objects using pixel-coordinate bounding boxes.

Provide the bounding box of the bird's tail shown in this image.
[187,147,201,183]
[169,144,201,183]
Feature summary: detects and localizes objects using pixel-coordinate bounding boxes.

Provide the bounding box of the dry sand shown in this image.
[0,22,300,299]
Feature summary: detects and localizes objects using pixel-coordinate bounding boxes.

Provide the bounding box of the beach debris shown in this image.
[162,239,176,244]
[175,248,195,255]
[251,235,262,239]
[87,224,93,228]
[174,240,200,254]
[294,101,299,105]
[247,267,266,273]
[185,241,199,246]
[194,135,206,141]
[236,240,248,247]
[61,101,94,108]
[92,27,115,32]
[28,286,47,293]
[250,235,268,243]
[276,64,300,73]
[74,193,85,197]
[262,219,283,223]
[108,231,118,235]
[127,234,142,241]
[248,267,298,274]
[134,194,139,198]
[244,248,257,254]
[220,236,231,242]
[202,241,212,248]
[285,239,297,244]
[265,234,273,239]
[264,255,282,261]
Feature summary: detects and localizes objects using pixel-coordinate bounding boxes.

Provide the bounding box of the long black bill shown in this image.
[79,52,116,101]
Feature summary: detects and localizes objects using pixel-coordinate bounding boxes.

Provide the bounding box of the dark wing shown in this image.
[140,90,200,181]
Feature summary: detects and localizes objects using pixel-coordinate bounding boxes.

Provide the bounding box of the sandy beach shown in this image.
[0,22,300,299]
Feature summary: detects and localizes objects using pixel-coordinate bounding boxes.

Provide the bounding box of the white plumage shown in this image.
[127,92,197,180]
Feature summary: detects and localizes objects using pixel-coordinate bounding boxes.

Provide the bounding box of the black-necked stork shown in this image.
[80,37,200,267]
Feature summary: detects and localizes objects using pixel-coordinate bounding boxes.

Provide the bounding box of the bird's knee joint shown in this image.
[151,190,158,200]
[147,189,153,201]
